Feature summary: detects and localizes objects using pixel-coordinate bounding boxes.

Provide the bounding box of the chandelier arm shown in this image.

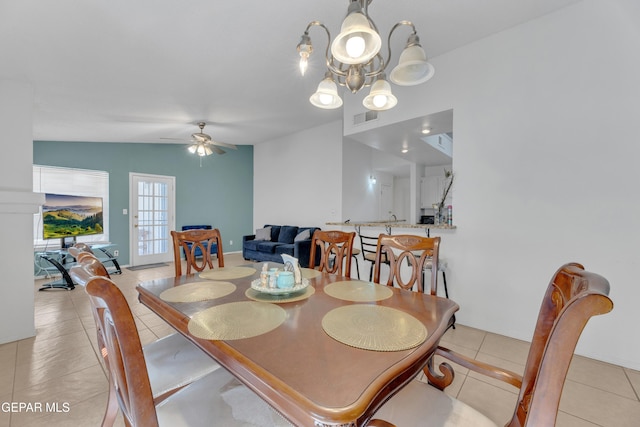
[383,20,418,72]
[303,21,349,78]
[361,53,385,79]
[304,22,332,72]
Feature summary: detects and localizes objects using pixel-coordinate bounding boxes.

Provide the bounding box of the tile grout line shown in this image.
[623,369,640,402]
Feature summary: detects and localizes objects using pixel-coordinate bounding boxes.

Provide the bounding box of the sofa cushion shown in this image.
[299,227,319,240]
[255,227,272,241]
[243,239,263,252]
[274,244,295,256]
[294,229,310,242]
[278,226,299,244]
[256,241,281,254]
[264,225,281,242]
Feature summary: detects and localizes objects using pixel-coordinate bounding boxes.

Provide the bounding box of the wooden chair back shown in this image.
[373,234,440,295]
[69,254,112,398]
[85,276,160,426]
[68,244,95,262]
[309,230,356,277]
[171,228,224,276]
[426,263,613,427]
[73,242,96,254]
[70,254,111,284]
[69,254,111,334]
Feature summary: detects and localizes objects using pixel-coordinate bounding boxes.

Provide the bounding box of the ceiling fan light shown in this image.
[390,44,435,86]
[188,144,197,154]
[310,75,343,109]
[331,4,381,64]
[363,76,397,111]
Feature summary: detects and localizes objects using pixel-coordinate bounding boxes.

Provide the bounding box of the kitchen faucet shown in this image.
[390,213,397,221]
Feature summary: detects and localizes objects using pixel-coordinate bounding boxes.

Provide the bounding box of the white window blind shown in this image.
[33,165,110,248]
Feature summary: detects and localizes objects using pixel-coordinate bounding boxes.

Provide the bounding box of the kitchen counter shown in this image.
[326,221,456,235]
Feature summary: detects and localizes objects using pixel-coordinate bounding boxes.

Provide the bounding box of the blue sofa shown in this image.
[242,225,320,267]
[180,225,217,257]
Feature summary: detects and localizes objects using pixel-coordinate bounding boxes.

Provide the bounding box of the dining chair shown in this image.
[372,234,441,295]
[351,248,361,279]
[67,245,95,264]
[69,256,220,427]
[308,230,356,277]
[83,275,292,426]
[359,233,389,281]
[71,242,121,274]
[171,228,225,277]
[368,262,613,427]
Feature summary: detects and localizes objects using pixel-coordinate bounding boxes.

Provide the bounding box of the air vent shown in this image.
[353,111,379,125]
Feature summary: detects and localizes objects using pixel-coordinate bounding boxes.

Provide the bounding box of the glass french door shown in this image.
[129,173,175,266]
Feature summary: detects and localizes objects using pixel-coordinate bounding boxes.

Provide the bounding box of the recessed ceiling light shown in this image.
[421,127,431,135]
[401,148,408,153]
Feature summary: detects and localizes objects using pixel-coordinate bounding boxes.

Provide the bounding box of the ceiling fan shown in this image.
[163,122,237,157]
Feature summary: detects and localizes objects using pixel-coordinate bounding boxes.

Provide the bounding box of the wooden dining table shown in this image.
[136,262,458,427]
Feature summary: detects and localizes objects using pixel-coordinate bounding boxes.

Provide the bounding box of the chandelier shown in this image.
[296,0,434,111]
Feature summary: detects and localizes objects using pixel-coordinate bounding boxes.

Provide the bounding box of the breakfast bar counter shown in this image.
[326,221,456,236]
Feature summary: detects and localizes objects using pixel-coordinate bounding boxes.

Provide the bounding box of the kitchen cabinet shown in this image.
[420,176,451,209]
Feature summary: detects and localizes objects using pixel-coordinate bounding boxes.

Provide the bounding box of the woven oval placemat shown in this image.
[300,268,321,279]
[245,286,315,304]
[199,266,257,281]
[322,305,427,352]
[159,281,236,303]
[324,281,393,302]
[188,301,286,340]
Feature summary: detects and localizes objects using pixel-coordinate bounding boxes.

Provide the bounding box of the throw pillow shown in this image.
[278,226,299,244]
[255,227,272,241]
[294,229,310,242]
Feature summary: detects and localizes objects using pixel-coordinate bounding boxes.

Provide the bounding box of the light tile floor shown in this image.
[2,253,638,426]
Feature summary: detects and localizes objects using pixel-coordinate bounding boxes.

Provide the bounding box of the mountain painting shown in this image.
[42,193,104,239]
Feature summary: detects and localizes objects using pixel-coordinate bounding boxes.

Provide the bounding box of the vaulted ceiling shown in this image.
[1,0,579,147]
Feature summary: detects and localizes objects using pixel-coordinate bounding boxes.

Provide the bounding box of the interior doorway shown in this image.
[129,173,175,266]
[379,182,393,220]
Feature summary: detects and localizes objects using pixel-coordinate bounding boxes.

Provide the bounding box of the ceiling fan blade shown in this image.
[209,140,237,150]
[210,145,226,155]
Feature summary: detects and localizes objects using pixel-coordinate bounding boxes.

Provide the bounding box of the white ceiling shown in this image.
[1,0,579,147]
[347,109,454,174]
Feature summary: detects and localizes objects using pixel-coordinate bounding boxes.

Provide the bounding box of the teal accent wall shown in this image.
[33,141,253,265]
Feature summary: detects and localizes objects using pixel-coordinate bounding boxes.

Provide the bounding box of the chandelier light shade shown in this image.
[310,72,344,109]
[297,0,434,111]
[362,74,397,111]
[389,35,435,86]
[330,1,382,65]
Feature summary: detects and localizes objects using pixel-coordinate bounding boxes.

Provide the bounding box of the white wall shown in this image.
[341,0,640,369]
[254,120,343,229]
[393,177,409,221]
[341,139,379,222]
[0,80,44,344]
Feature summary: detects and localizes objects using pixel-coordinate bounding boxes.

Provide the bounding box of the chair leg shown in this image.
[352,255,360,279]
[442,270,449,299]
[441,270,456,329]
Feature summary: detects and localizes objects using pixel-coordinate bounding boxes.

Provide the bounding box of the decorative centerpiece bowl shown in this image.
[251,277,309,295]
